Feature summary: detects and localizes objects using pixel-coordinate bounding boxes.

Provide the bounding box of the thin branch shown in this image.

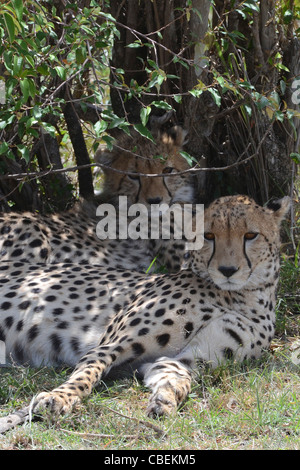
[0,123,272,187]
[101,404,166,438]
[60,428,137,440]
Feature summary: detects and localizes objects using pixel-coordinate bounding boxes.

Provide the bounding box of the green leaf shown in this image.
[3,51,13,73]
[243,1,260,13]
[275,63,290,72]
[133,124,154,142]
[17,144,30,163]
[20,78,36,101]
[3,12,15,43]
[33,105,43,120]
[126,41,142,48]
[283,9,293,24]
[290,153,300,164]
[108,117,128,130]
[173,94,182,104]
[94,120,108,136]
[12,0,24,22]
[76,47,87,64]
[152,101,173,111]
[13,55,23,77]
[179,150,197,167]
[208,87,221,106]
[20,78,30,101]
[102,134,114,151]
[189,88,203,98]
[0,142,9,155]
[42,123,56,137]
[54,66,66,81]
[140,106,151,126]
[280,80,286,95]
[148,71,165,89]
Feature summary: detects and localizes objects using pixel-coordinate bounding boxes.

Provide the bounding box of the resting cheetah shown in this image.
[0,126,195,272]
[0,195,290,417]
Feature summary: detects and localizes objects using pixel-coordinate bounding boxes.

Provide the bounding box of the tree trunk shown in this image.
[108,0,297,204]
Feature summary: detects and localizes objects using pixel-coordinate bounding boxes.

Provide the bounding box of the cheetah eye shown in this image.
[204,232,215,241]
[244,232,258,241]
[128,173,140,181]
[163,167,175,174]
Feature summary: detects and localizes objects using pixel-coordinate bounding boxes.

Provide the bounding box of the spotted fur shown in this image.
[0,195,290,417]
[0,127,195,272]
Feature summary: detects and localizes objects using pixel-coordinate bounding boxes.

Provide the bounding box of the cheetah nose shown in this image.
[218,266,239,278]
[147,197,162,205]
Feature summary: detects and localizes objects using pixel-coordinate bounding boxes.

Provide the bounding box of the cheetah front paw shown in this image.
[146,392,177,418]
[33,391,80,416]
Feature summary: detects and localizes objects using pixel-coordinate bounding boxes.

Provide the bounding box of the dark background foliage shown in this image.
[0,0,299,212]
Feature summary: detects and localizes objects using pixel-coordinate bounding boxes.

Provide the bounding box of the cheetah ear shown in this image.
[166,125,188,147]
[267,196,291,223]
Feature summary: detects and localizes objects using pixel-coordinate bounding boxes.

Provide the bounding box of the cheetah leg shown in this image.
[33,350,113,415]
[141,357,193,418]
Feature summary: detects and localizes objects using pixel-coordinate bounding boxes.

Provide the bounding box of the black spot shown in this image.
[19,300,31,310]
[1,302,12,311]
[223,347,234,359]
[32,288,41,294]
[34,305,44,313]
[50,333,62,351]
[40,248,49,259]
[138,328,149,336]
[176,308,186,315]
[69,293,79,299]
[14,343,24,362]
[51,284,62,290]
[28,325,39,342]
[162,319,174,326]
[225,328,243,346]
[4,316,14,329]
[52,307,64,316]
[113,303,122,313]
[131,342,145,356]
[202,314,211,321]
[11,249,23,257]
[1,225,11,234]
[0,326,5,342]
[45,295,56,302]
[85,287,96,294]
[57,321,69,329]
[184,322,194,339]
[70,337,80,353]
[172,292,182,299]
[156,333,170,347]
[16,320,24,331]
[29,239,43,248]
[155,308,165,317]
[130,317,141,327]
[201,307,213,313]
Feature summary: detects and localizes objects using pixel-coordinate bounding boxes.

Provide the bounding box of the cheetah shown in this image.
[0,126,196,272]
[0,195,290,417]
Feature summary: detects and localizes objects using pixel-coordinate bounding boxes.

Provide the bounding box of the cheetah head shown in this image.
[191,195,290,290]
[95,126,195,208]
